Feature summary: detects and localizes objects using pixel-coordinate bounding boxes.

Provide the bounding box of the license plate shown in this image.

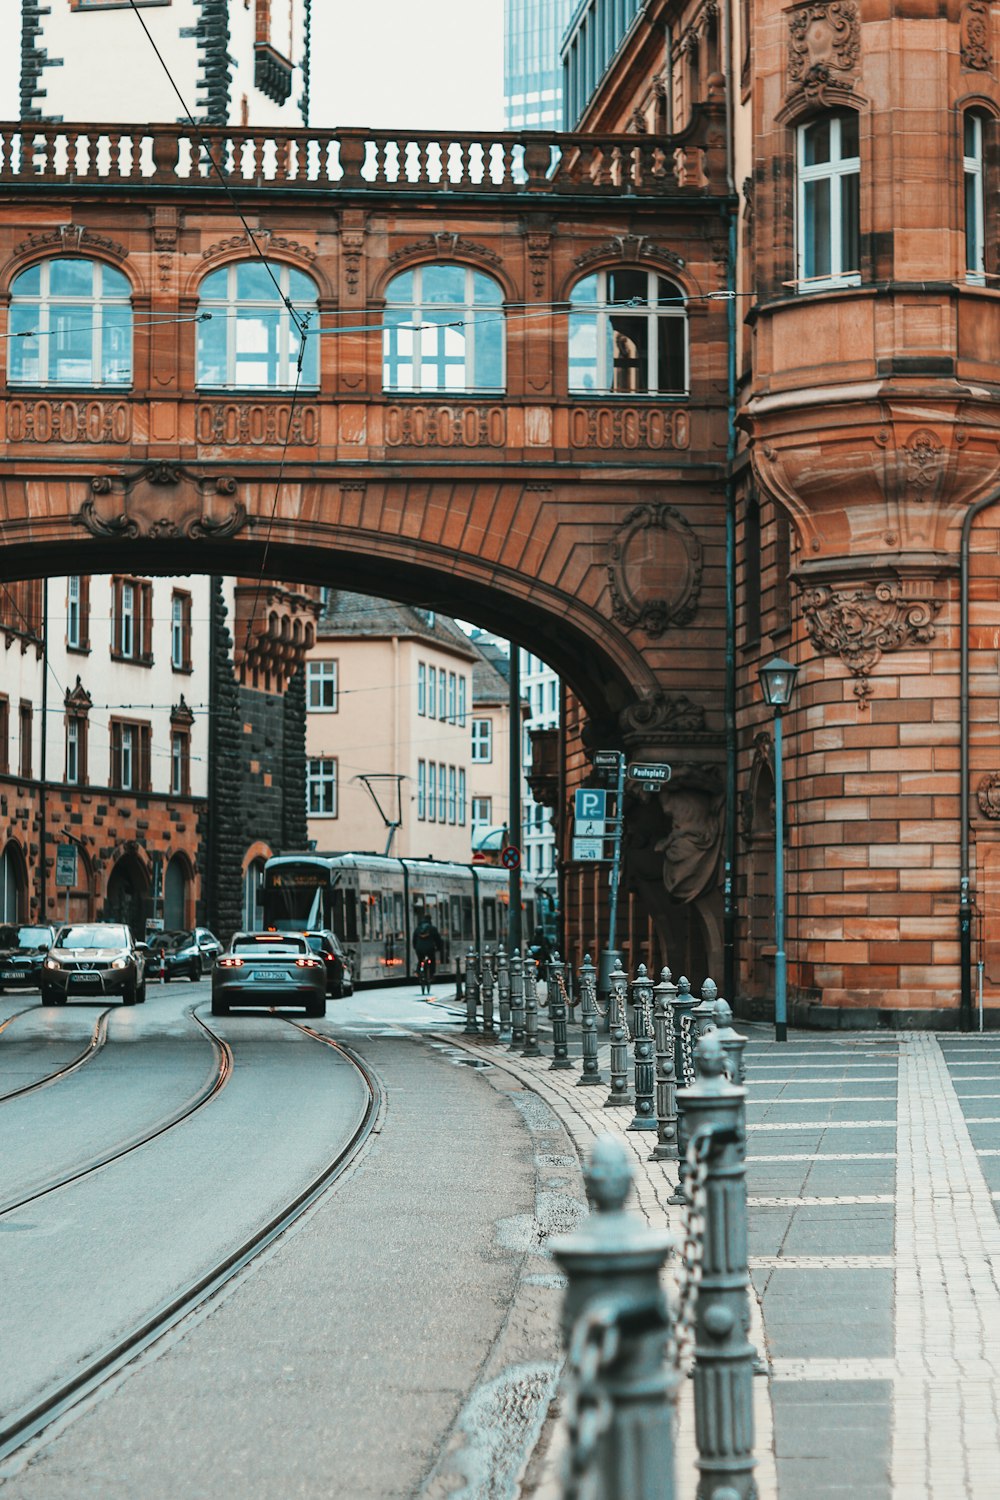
[252,969,289,982]
[73,973,101,983]
[1,970,23,980]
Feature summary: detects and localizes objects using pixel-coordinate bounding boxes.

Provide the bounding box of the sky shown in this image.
[0,1,505,132]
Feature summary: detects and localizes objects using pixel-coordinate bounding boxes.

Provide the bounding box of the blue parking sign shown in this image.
[574,788,607,823]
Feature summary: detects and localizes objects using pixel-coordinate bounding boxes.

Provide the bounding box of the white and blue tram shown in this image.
[261,852,556,986]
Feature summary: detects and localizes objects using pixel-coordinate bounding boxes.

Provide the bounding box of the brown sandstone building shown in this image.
[0,0,997,1023]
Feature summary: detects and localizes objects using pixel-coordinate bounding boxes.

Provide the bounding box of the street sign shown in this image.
[55,844,77,888]
[575,788,607,822]
[627,761,672,786]
[572,837,607,862]
[593,751,622,769]
[501,845,521,870]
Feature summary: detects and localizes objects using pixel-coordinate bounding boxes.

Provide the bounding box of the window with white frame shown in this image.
[307,659,338,711]
[472,796,492,828]
[170,591,191,671]
[418,759,426,819]
[796,112,860,291]
[196,261,319,389]
[438,764,447,823]
[471,718,493,762]
[438,670,447,721]
[418,661,426,716]
[307,757,338,816]
[8,258,132,388]
[568,268,688,395]
[66,718,81,785]
[448,765,457,823]
[121,583,135,659]
[458,768,467,826]
[448,672,456,724]
[965,112,986,285]
[428,760,437,821]
[382,264,505,393]
[66,575,89,651]
[428,667,437,719]
[458,675,467,727]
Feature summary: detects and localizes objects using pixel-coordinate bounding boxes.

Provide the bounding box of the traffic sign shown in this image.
[593,751,622,769]
[501,845,521,870]
[627,761,672,786]
[55,843,77,887]
[575,788,607,823]
[572,837,607,862]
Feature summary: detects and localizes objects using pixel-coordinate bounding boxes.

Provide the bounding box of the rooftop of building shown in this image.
[316,591,478,660]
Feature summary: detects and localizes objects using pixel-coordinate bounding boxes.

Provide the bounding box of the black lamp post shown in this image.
[758,656,799,1042]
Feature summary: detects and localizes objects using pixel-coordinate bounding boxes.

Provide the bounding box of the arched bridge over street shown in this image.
[0,112,734,747]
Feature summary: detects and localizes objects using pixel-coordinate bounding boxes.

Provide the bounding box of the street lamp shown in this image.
[758,655,799,1043]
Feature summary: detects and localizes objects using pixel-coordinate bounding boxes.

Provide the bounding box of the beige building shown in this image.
[467,635,530,859]
[305,594,479,861]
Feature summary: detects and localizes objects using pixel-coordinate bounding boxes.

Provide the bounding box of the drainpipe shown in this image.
[720,0,739,1003]
[959,484,1000,1030]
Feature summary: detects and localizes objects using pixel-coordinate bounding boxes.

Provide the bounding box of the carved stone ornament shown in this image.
[575,234,686,273]
[961,0,992,70]
[740,731,775,845]
[977,773,1000,819]
[524,230,552,298]
[619,692,710,748]
[341,229,366,296]
[387,233,502,269]
[13,224,128,261]
[788,1,860,87]
[799,578,942,698]
[607,504,703,637]
[201,231,316,263]
[77,464,246,542]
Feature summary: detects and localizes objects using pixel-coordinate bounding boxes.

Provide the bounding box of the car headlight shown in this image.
[111,956,128,970]
[44,957,61,970]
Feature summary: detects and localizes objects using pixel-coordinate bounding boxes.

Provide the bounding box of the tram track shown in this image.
[0,1007,232,1219]
[0,1019,380,1469]
[0,1006,113,1104]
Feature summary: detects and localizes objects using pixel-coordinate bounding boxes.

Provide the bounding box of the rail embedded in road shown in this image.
[0,1007,113,1104]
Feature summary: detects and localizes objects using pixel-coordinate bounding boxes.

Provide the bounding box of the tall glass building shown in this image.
[504,0,574,130]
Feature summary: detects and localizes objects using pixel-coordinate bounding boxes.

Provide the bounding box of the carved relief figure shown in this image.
[656,778,726,902]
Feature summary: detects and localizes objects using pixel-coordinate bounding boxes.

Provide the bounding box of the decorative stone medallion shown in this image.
[607,504,702,637]
[799,578,942,697]
[977,774,1000,820]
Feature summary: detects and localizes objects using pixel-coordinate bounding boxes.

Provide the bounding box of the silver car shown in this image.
[211,932,326,1018]
[41,923,147,1006]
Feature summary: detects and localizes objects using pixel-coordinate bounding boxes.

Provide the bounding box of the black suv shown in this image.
[0,924,57,990]
[147,927,223,981]
[302,930,354,998]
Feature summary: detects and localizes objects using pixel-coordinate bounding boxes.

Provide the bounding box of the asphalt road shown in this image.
[0,981,575,1498]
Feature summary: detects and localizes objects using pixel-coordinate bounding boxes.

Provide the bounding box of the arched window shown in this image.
[796,112,860,290]
[8,258,132,387]
[568,269,688,395]
[382,265,504,393]
[196,261,319,389]
[964,111,987,285]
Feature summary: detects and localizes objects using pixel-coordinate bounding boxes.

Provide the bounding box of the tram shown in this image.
[261,852,557,986]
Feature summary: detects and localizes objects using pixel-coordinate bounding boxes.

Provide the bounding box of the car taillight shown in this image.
[296,957,322,968]
[219,957,244,968]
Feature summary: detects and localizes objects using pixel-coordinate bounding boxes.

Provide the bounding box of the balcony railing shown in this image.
[0,111,725,197]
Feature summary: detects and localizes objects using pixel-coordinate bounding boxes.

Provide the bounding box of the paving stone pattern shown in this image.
[439,1011,1000,1499]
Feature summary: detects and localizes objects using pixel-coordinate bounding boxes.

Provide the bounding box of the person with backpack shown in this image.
[413,914,444,983]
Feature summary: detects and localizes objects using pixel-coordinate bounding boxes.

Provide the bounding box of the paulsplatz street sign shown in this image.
[627,762,672,786]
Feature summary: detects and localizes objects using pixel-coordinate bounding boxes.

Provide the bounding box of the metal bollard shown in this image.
[628,963,657,1132]
[548,953,574,1070]
[603,958,633,1108]
[649,966,679,1161]
[713,999,748,1089]
[576,953,604,1087]
[509,948,526,1049]
[676,1033,755,1500]
[672,975,699,1091]
[693,977,719,1039]
[548,1135,678,1500]
[481,947,497,1040]
[464,947,479,1035]
[496,945,511,1036]
[522,961,541,1057]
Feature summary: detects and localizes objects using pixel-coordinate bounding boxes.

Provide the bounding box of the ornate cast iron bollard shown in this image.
[464,947,479,1035]
[577,953,604,1087]
[481,947,497,1040]
[509,948,526,1049]
[713,999,748,1089]
[496,944,511,1037]
[693,977,719,1040]
[650,966,679,1160]
[673,975,699,1091]
[603,959,633,1108]
[549,953,574,1071]
[548,1135,678,1500]
[677,1033,755,1500]
[629,963,657,1132]
[522,959,541,1057]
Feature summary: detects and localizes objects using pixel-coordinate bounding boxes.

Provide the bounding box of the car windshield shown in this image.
[159,932,192,951]
[0,925,53,949]
[305,935,324,954]
[58,925,129,950]
[232,935,306,956]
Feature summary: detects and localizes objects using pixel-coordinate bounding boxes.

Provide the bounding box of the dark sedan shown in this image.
[302,930,354,998]
[0,924,57,990]
[41,923,146,1006]
[148,927,223,981]
[211,932,326,1017]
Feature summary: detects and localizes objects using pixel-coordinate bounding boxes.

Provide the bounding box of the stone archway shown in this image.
[163,853,192,931]
[104,851,150,938]
[0,843,28,923]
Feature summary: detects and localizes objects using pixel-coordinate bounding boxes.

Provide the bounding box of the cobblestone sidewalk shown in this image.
[436,1008,1000,1500]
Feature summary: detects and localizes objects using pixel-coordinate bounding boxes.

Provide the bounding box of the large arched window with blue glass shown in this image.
[196,262,319,389]
[8,258,132,387]
[382,265,504,394]
[568,269,688,395]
